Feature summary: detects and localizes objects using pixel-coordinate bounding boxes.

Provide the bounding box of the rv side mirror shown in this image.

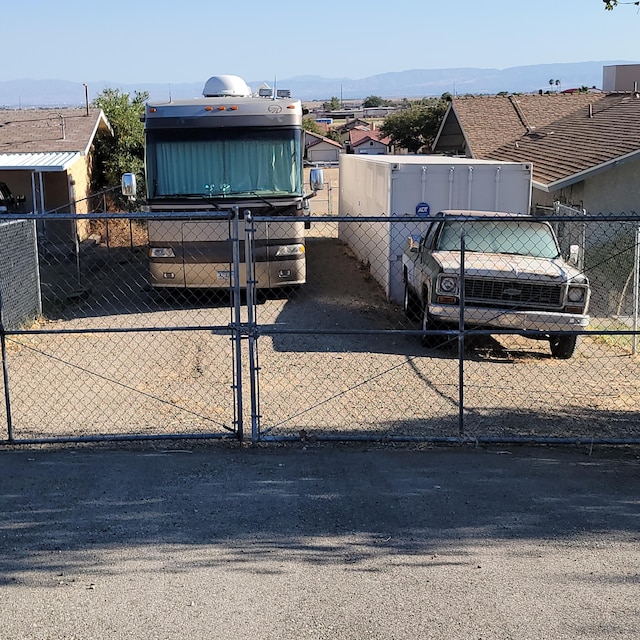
[121,173,137,199]
[310,167,324,191]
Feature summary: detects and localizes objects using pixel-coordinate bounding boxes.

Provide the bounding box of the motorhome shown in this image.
[134,75,320,289]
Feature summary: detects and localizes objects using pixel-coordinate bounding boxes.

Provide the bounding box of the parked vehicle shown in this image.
[402,210,591,358]
[338,155,532,304]
[0,181,26,213]
[125,75,322,290]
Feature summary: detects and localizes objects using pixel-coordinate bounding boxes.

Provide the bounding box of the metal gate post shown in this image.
[458,229,466,438]
[243,211,261,443]
[633,224,640,355]
[230,206,244,440]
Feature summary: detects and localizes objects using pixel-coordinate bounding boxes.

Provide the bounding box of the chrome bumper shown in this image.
[430,304,590,331]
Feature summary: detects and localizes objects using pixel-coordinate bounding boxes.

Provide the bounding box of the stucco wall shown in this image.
[532,158,640,215]
[583,157,640,215]
[68,156,91,215]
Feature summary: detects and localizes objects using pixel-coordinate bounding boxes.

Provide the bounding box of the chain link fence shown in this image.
[0,210,638,445]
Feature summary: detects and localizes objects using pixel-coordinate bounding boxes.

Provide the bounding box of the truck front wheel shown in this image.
[549,335,578,359]
[421,304,448,349]
[403,280,420,321]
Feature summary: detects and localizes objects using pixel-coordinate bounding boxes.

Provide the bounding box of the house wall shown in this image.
[603,64,640,92]
[583,157,640,215]
[308,142,342,164]
[354,140,388,155]
[1,158,93,240]
[533,158,640,215]
[532,182,586,212]
[68,157,91,215]
[68,156,92,239]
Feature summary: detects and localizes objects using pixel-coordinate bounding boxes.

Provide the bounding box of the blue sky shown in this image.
[4,0,639,84]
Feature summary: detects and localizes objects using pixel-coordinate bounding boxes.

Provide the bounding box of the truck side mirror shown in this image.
[121,173,137,200]
[408,234,422,252]
[310,167,324,191]
[568,244,580,266]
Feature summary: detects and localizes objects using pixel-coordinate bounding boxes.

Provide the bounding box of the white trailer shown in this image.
[338,155,532,303]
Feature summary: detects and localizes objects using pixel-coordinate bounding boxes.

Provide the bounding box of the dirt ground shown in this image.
[1,443,638,639]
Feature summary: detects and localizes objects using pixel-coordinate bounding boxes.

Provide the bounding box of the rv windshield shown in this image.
[146,128,303,199]
[437,219,560,259]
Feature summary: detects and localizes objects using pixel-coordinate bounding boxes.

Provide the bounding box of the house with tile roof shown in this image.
[0,107,112,241]
[432,92,640,215]
[348,129,393,155]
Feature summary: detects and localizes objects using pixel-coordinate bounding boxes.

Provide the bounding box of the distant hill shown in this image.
[0,61,636,107]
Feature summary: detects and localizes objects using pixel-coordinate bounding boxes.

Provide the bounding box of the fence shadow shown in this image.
[0,445,638,584]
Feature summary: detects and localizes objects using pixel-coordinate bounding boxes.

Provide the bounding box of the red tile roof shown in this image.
[349,129,391,147]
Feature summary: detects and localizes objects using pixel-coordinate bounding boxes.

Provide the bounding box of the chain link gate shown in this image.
[0,211,245,445]
[2,210,640,446]
[248,212,640,446]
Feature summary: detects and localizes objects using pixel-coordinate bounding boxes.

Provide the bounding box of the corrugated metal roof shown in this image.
[0,151,80,171]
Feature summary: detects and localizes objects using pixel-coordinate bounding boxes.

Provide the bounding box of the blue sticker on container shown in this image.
[416,202,430,216]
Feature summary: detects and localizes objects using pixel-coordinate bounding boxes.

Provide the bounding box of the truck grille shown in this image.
[464,278,563,308]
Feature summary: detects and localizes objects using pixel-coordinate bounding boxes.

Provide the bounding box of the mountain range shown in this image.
[0,61,636,107]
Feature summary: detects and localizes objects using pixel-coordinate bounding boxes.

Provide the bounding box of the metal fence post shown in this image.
[633,224,640,355]
[458,227,466,438]
[231,206,244,441]
[0,298,14,442]
[244,211,261,443]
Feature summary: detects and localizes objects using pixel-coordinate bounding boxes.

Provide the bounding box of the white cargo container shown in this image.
[338,155,532,303]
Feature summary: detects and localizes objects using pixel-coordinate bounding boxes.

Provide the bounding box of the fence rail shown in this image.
[1,210,639,446]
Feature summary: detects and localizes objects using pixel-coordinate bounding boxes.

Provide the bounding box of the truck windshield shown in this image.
[146,128,303,199]
[437,219,560,259]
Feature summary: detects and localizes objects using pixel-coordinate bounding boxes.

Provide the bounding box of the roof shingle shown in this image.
[0,108,111,155]
[437,92,640,188]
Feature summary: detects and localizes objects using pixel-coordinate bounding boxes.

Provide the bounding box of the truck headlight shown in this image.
[275,244,305,257]
[439,276,458,294]
[568,287,585,303]
[149,247,175,258]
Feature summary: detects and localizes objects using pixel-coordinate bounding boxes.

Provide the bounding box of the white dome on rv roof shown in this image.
[202,75,252,97]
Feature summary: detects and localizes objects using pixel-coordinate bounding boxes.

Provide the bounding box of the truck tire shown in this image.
[403,280,420,321]
[549,335,578,359]
[421,303,448,349]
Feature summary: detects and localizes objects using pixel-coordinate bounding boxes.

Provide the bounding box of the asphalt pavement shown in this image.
[1,442,638,639]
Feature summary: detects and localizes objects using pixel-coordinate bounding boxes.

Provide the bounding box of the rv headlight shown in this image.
[275,243,305,257]
[439,275,458,294]
[568,286,585,303]
[149,247,175,258]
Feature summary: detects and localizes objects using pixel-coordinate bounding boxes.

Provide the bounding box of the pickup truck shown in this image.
[402,210,591,359]
[0,181,26,213]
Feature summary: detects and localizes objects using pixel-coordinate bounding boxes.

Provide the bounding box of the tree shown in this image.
[378,101,448,153]
[302,118,324,135]
[324,129,344,144]
[91,88,148,208]
[363,95,385,108]
[604,1,639,8]
[323,96,341,111]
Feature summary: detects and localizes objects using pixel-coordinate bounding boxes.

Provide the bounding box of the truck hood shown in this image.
[433,251,586,283]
